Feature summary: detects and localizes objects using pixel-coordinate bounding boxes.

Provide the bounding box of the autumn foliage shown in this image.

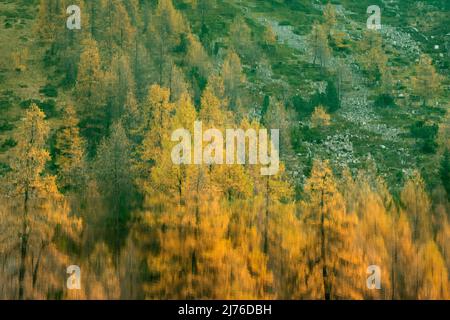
[0,0,448,300]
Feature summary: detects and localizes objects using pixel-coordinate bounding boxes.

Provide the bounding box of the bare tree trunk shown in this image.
[18,188,29,300]
[391,215,397,300]
[158,41,164,86]
[32,243,45,288]
[320,188,330,300]
[263,176,270,254]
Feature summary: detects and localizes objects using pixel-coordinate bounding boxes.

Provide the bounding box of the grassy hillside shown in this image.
[2,0,448,189]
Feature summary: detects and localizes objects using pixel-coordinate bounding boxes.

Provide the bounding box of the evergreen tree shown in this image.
[94,122,135,224]
[101,0,136,58]
[75,38,107,150]
[122,90,141,141]
[148,0,186,85]
[54,104,87,193]
[108,54,136,121]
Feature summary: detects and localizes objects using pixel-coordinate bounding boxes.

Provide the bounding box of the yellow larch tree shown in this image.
[211,165,253,201]
[262,99,292,154]
[222,50,246,111]
[263,25,277,46]
[302,159,365,300]
[122,89,141,140]
[258,163,293,255]
[167,62,190,102]
[436,218,450,288]
[186,33,212,79]
[310,22,331,71]
[193,201,259,299]
[323,2,337,36]
[100,0,136,57]
[228,199,275,298]
[148,92,197,207]
[140,85,174,165]
[1,104,81,299]
[411,55,441,106]
[351,170,393,299]
[229,16,254,59]
[401,170,432,243]
[310,105,331,128]
[54,104,86,193]
[148,0,186,84]
[206,73,226,101]
[76,243,121,300]
[417,241,449,299]
[108,54,136,121]
[34,0,70,49]
[141,199,261,299]
[392,212,417,299]
[357,31,388,84]
[199,87,226,127]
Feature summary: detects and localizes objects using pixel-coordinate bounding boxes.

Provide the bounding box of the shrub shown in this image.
[39,84,58,98]
[374,94,396,108]
[0,98,12,109]
[19,99,58,118]
[309,81,340,114]
[40,99,58,118]
[410,120,438,154]
[0,138,16,152]
[0,119,14,132]
[0,162,10,177]
[410,120,438,140]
